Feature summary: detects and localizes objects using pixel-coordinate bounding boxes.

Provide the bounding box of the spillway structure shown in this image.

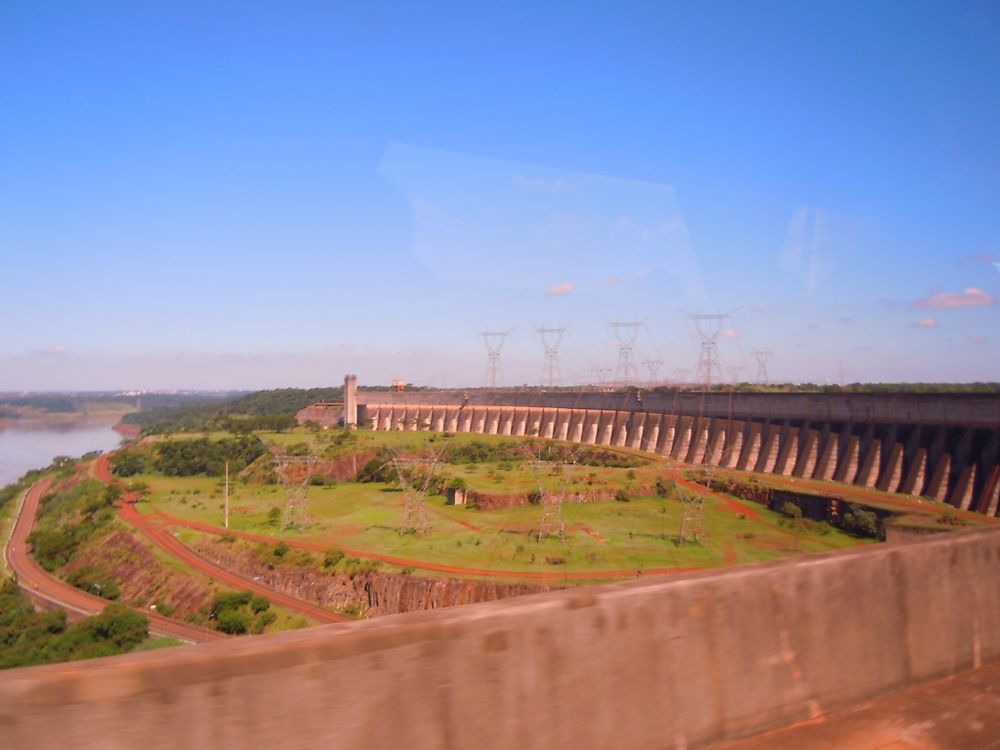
[328,387,1000,517]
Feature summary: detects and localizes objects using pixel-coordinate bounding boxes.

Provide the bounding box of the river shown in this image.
[0,421,124,487]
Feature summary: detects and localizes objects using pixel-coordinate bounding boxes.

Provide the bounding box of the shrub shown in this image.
[250,595,271,614]
[274,541,290,557]
[323,548,345,568]
[780,502,803,520]
[614,489,630,502]
[216,609,250,635]
[267,507,281,525]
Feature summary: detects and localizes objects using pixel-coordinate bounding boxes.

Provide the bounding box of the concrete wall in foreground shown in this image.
[3,528,999,750]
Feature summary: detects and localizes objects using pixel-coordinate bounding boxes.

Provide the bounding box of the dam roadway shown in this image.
[4,476,224,644]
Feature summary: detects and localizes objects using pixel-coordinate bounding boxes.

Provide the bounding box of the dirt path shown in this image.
[118,500,350,624]
[5,477,223,644]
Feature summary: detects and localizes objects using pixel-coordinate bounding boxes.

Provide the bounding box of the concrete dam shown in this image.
[315,386,1000,517]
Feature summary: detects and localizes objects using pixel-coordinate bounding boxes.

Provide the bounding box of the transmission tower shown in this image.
[477,329,512,389]
[591,366,611,387]
[273,454,320,530]
[535,325,568,388]
[388,449,441,535]
[752,350,773,385]
[523,450,569,542]
[610,321,643,387]
[642,359,663,388]
[678,488,706,544]
[683,310,736,389]
[728,365,744,386]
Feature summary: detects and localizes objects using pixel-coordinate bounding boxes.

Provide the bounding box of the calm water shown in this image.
[0,422,124,487]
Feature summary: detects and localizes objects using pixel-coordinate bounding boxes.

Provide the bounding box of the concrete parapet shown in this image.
[4,529,1000,750]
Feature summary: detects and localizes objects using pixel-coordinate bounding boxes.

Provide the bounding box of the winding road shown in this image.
[4,476,224,644]
[94,454,349,623]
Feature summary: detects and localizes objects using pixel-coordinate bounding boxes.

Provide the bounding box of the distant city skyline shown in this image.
[1,2,997,390]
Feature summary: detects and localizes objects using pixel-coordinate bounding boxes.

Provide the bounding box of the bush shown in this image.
[273,541,290,557]
[268,507,281,526]
[216,609,250,635]
[614,489,630,502]
[250,595,271,614]
[780,502,803,520]
[323,548,345,568]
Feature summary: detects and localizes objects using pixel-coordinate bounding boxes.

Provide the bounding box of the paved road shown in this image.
[4,476,224,644]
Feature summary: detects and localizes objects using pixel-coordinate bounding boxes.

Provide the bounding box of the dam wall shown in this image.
[4,527,1000,749]
[351,390,1000,517]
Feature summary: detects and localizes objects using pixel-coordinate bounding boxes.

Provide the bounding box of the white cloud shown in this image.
[914,317,938,328]
[545,281,574,296]
[913,287,996,310]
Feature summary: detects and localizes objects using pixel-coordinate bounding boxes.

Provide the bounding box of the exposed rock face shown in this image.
[193,538,555,618]
[66,529,215,618]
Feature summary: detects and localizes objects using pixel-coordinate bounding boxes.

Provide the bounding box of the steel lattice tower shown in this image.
[535,326,567,388]
[684,310,736,389]
[477,329,512,389]
[753,350,773,385]
[610,321,642,387]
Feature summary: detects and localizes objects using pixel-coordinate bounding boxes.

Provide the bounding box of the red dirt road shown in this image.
[118,501,350,623]
[4,478,223,644]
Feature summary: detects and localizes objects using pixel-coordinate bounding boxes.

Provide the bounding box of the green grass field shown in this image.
[131,428,865,581]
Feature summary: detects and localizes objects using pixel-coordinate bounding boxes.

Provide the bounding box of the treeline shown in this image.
[652,382,1000,395]
[0,580,149,670]
[111,435,267,478]
[123,387,343,435]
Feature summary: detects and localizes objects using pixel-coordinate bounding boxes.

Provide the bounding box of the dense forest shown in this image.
[0,581,152,670]
[122,387,343,434]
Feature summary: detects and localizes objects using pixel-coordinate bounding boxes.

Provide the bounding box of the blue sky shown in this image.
[1,1,998,390]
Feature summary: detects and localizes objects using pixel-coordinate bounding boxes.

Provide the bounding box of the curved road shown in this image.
[96,455,349,623]
[4,477,224,644]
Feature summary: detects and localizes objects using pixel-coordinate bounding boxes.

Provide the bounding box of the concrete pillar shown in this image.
[721,421,744,469]
[485,408,500,435]
[949,464,976,510]
[555,410,570,441]
[739,423,763,471]
[499,408,514,436]
[982,466,1000,517]
[673,417,693,460]
[388,407,401,431]
[613,412,629,447]
[627,412,645,449]
[512,408,527,437]
[642,415,661,453]
[568,410,585,443]
[526,409,542,438]
[688,419,710,464]
[444,407,459,433]
[814,432,838,481]
[878,443,905,493]
[458,407,473,434]
[343,374,358,426]
[794,430,819,478]
[406,406,420,431]
[583,410,600,444]
[835,434,861,484]
[901,448,927,496]
[658,416,677,457]
[472,407,487,434]
[856,439,882,488]
[432,407,446,432]
[598,411,615,446]
[757,424,781,474]
[541,409,557,439]
[706,426,725,466]
[775,426,799,477]
[926,453,952,502]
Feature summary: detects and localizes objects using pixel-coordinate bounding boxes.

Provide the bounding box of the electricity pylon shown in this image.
[477,329,513,389]
[752,350,773,385]
[536,325,568,388]
[610,321,643,387]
